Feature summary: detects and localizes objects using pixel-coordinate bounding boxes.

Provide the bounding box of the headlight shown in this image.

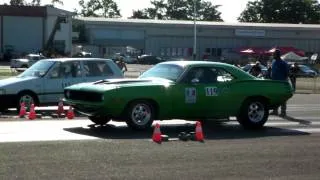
[0,89,6,95]
[65,90,70,98]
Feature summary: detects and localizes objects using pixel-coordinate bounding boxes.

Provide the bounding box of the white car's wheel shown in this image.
[17,92,37,111]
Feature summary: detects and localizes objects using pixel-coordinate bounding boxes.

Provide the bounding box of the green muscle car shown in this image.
[64,61,294,130]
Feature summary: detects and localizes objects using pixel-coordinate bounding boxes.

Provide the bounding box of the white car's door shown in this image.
[42,60,83,104]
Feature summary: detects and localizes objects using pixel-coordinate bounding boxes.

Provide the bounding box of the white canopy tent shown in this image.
[281,51,308,62]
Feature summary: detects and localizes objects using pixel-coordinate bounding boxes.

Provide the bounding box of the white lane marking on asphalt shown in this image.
[1,117,320,143]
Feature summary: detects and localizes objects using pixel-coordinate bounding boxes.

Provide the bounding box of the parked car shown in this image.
[241,63,268,77]
[296,64,318,77]
[64,61,293,130]
[0,58,124,111]
[137,55,164,64]
[111,53,137,64]
[10,54,46,71]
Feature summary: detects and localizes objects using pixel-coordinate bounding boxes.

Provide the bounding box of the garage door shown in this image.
[3,16,43,54]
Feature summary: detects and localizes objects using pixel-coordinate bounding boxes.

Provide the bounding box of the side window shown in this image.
[182,67,218,84]
[83,61,105,77]
[48,62,61,79]
[50,61,81,79]
[215,68,235,82]
[182,67,234,84]
[99,61,114,76]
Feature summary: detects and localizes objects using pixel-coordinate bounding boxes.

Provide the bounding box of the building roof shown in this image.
[75,17,320,30]
[0,5,74,17]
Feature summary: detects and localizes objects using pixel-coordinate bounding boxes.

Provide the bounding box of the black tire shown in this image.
[125,100,155,130]
[17,92,38,112]
[237,98,269,129]
[89,116,111,125]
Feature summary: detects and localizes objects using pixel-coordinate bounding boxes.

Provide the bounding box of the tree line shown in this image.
[4,0,320,24]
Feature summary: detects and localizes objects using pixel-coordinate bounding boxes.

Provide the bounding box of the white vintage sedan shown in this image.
[0,58,124,111]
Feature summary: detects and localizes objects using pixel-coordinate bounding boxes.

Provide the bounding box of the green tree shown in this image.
[51,0,63,5]
[30,0,41,6]
[130,0,223,21]
[129,10,150,19]
[238,0,320,24]
[78,0,121,18]
[10,0,25,5]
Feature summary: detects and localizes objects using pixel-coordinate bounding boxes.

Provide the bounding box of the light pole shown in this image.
[193,0,197,60]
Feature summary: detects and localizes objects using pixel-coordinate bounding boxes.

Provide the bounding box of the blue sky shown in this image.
[1,0,320,22]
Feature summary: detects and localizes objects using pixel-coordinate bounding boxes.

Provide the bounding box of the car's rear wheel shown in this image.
[89,116,111,125]
[125,100,155,130]
[237,98,269,129]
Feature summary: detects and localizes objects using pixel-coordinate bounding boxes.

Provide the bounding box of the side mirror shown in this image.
[191,78,199,84]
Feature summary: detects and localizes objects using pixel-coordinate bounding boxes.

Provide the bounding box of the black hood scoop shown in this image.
[93,79,153,85]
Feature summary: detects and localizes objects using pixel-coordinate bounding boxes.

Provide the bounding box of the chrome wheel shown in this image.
[248,102,265,123]
[237,98,269,130]
[131,103,152,126]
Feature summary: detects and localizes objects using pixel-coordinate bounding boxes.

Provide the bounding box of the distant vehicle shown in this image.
[111,53,137,64]
[64,61,293,130]
[72,51,92,58]
[0,58,124,111]
[10,54,46,71]
[241,63,268,77]
[137,55,164,65]
[296,64,318,77]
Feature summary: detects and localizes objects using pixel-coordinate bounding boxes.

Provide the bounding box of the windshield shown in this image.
[138,64,184,81]
[17,60,55,78]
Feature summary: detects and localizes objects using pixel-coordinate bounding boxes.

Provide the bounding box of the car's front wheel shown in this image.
[237,98,269,129]
[89,116,111,125]
[17,92,38,112]
[125,100,155,130]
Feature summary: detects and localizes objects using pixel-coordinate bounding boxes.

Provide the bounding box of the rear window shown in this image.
[83,61,114,77]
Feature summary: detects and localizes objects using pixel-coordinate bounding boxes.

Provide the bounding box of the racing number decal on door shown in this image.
[205,87,218,96]
[185,88,197,104]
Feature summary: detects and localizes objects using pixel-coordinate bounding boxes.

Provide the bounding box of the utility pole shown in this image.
[193,0,197,60]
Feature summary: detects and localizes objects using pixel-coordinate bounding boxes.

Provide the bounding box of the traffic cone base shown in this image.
[195,121,204,142]
[66,106,75,119]
[152,123,162,143]
[19,102,26,118]
[28,104,36,120]
[57,99,64,117]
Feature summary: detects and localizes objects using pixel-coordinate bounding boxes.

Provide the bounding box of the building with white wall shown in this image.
[0,5,73,60]
[74,17,320,62]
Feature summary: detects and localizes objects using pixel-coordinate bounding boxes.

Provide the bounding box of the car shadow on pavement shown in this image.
[282,115,312,125]
[63,121,310,140]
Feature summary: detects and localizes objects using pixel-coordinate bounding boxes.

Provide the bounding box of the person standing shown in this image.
[289,62,300,91]
[250,61,262,77]
[270,49,290,117]
[116,56,128,74]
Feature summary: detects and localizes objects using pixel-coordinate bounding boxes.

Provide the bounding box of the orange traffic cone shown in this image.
[152,123,162,143]
[66,106,75,119]
[57,99,64,117]
[19,102,26,118]
[28,104,36,120]
[195,121,204,142]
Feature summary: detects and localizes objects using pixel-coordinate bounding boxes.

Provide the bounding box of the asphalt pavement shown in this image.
[0,94,319,179]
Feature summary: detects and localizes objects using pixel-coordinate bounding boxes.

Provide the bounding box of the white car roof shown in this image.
[40,58,114,62]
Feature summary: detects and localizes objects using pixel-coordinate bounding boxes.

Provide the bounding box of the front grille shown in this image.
[65,90,102,102]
